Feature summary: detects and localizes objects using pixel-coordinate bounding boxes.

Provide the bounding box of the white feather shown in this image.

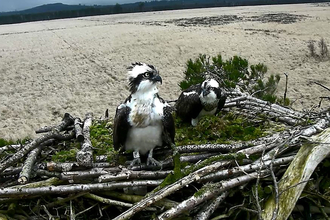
[200,90,217,104]
[183,91,198,96]
[128,63,154,79]
[203,79,219,88]
[125,125,163,155]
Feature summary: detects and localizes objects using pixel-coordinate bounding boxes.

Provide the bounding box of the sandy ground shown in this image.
[0,3,330,140]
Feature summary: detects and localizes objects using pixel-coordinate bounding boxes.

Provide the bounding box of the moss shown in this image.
[90,120,114,157]
[52,148,78,162]
[175,113,266,146]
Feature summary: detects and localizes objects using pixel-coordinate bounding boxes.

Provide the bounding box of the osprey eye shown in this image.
[143,72,150,78]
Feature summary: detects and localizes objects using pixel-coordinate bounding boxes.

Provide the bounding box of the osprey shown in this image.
[175,79,227,126]
[113,62,175,168]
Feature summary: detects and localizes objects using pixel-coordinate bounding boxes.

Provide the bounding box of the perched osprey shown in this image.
[113,62,175,168]
[175,79,227,126]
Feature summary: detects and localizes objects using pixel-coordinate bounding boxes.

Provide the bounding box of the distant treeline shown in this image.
[0,0,328,25]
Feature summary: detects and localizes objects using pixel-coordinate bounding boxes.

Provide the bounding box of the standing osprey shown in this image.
[175,79,227,126]
[113,62,175,168]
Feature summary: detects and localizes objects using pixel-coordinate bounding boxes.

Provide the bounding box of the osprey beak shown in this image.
[202,89,210,96]
[152,75,162,84]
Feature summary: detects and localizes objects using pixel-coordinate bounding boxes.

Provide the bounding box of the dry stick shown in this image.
[193,191,229,220]
[76,112,93,167]
[35,113,74,133]
[74,118,84,142]
[0,180,162,197]
[18,147,42,184]
[98,170,172,182]
[0,131,74,173]
[84,193,133,208]
[157,171,269,220]
[177,143,247,153]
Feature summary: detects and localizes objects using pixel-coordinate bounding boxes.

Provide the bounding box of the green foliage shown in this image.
[0,138,14,147]
[179,53,285,104]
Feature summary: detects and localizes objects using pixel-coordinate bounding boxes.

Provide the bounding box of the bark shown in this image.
[177,143,247,153]
[98,170,172,182]
[74,118,84,142]
[76,112,93,167]
[46,161,117,172]
[0,180,162,197]
[18,147,42,184]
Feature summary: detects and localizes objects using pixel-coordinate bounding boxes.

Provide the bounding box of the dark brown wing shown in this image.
[113,103,131,151]
[215,89,227,115]
[175,84,203,122]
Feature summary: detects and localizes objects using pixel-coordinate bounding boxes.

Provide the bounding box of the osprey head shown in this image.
[127,62,162,93]
[201,79,220,97]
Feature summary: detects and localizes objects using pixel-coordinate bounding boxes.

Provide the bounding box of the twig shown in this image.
[284,72,288,102]
[84,193,132,207]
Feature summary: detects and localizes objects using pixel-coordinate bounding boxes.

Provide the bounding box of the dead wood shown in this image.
[18,147,42,184]
[74,117,84,142]
[0,179,162,197]
[76,112,93,167]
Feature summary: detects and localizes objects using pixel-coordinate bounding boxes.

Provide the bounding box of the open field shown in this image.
[0,3,330,140]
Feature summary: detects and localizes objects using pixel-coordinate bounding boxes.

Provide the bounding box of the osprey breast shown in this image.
[128,98,164,127]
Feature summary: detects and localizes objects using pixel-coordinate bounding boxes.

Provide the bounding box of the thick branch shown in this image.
[74,118,84,142]
[0,180,162,197]
[18,147,42,184]
[76,112,93,167]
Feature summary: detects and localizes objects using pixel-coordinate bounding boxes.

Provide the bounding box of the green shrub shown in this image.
[179,54,284,104]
